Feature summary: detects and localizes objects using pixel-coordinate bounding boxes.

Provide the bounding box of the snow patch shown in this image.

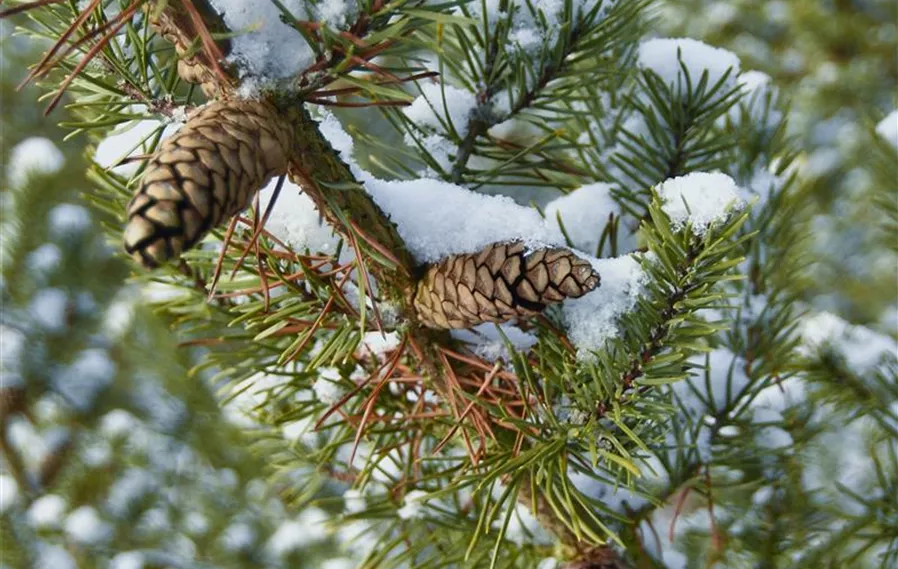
[258,177,340,254]
[563,254,648,358]
[404,83,479,137]
[657,172,744,235]
[450,323,538,362]
[638,38,740,93]
[544,182,621,255]
[209,0,317,83]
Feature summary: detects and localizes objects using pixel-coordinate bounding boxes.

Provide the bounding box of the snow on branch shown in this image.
[657,172,745,236]
[637,37,740,93]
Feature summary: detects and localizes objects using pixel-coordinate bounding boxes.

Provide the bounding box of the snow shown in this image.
[36,544,76,569]
[28,494,68,528]
[799,311,897,373]
[562,254,648,358]
[503,502,554,545]
[266,508,329,551]
[312,374,345,405]
[53,349,116,412]
[48,203,91,239]
[570,467,650,515]
[319,110,563,263]
[657,172,744,235]
[366,177,561,262]
[0,474,19,513]
[100,409,139,438]
[343,489,366,513]
[875,110,898,148]
[638,38,740,93]
[94,119,180,175]
[109,552,144,569]
[183,511,210,535]
[258,178,340,254]
[463,0,618,51]
[397,489,429,520]
[674,349,751,418]
[321,560,355,569]
[106,468,156,518]
[360,331,402,357]
[221,522,257,551]
[450,323,538,362]
[208,0,316,84]
[404,83,479,137]
[543,183,622,255]
[267,520,308,555]
[65,506,112,544]
[29,288,68,332]
[6,137,64,188]
[27,243,62,276]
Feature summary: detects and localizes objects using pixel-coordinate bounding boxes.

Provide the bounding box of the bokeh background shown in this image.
[1,1,896,568]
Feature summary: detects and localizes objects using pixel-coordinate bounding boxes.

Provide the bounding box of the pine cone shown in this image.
[414,242,600,329]
[123,100,292,268]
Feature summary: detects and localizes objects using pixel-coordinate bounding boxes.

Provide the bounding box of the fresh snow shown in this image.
[317,111,563,263]
[875,110,898,148]
[562,254,648,358]
[258,177,340,254]
[397,489,429,520]
[638,38,740,92]
[450,323,538,362]
[543,183,622,255]
[312,375,345,405]
[208,0,356,88]
[799,311,897,373]
[6,137,64,188]
[404,83,479,137]
[657,172,744,235]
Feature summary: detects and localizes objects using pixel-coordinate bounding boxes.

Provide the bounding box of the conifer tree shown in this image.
[2,1,896,568]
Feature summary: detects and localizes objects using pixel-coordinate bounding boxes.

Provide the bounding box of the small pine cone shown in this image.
[414,242,600,329]
[124,100,292,268]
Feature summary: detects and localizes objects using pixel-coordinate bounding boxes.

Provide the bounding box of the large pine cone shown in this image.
[414,242,600,329]
[123,100,292,268]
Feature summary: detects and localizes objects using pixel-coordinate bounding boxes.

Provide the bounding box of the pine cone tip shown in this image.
[414,242,600,329]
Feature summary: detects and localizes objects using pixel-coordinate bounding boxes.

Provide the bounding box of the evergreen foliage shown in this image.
[2,1,896,568]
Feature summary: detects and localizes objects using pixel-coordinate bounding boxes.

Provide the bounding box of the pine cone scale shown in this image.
[124,100,293,268]
[414,242,600,329]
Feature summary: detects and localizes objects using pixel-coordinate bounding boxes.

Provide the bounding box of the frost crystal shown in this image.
[657,172,744,235]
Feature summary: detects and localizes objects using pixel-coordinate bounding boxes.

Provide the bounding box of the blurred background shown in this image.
[1,1,896,568]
